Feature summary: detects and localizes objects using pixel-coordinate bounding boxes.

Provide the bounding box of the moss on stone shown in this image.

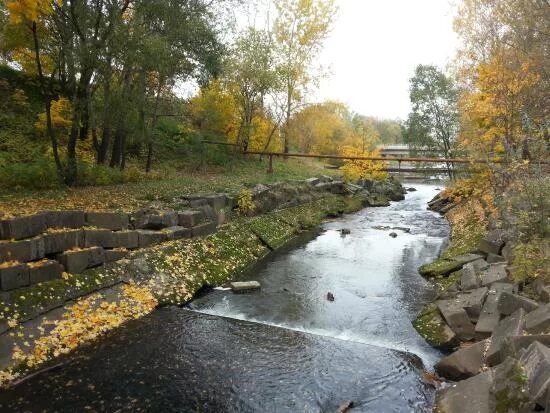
[412,303,457,349]
[418,258,464,278]
[432,270,462,293]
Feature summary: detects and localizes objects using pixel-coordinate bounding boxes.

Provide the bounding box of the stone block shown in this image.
[519,341,550,407]
[204,194,227,211]
[29,260,63,284]
[45,210,85,229]
[471,258,490,271]
[435,340,488,380]
[438,299,476,340]
[497,292,539,316]
[540,285,550,303]
[85,211,129,231]
[486,308,526,366]
[435,371,494,413]
[475,283,515,337]
[43,229,83,254]
[104,249,129,263]
[486,253,506,264]
[462,287,488,322]
[480,264,509,287]
[525,304,550,334]
[57,247,104,273]
[197,205,217,223]
[0,213,47,240]
[491,357,530,412]
[478,229,505,255]
[177,210,204,228]
[305,177,320,186]
[164,226,191,241]
[84,229,116,248]
[136,230,168,248]
[145,212,178,230]
[112,231,139,249]
[0,263,30,291]
[500,335,550,361]
[0,237,45,262]
[191,222,217,238]
[460,262,481,291]
[230,281,261,293]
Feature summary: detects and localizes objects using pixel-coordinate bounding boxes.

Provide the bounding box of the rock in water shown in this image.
[340,228,351,235]
[389,232,398,238]
[336,400,354,412]
[327,292,335,301]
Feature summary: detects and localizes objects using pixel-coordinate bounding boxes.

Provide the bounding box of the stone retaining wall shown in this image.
[414,194,550,413]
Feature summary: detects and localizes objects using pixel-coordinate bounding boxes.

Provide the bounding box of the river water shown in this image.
[0,183,449,413]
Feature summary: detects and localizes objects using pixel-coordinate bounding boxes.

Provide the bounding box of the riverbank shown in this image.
[0,176,405,387]
[413,192,550,412]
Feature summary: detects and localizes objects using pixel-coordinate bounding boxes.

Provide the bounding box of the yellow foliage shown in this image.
[6,0,59,23]
[236,188,255,216]
[35,97,72,134]
[340,146,387,182]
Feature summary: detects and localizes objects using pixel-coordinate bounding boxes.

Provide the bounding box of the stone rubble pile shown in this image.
[417,195,550,413]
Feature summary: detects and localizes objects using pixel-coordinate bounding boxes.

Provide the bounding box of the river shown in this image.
[0,183,449,413]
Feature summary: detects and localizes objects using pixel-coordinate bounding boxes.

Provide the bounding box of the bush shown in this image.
[0,159,62,190]
[77,163,124,186]
[510,238,550,284]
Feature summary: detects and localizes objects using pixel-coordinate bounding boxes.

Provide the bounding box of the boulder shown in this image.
[438,299,476,340]
[435,371,495,413]
[85,211,129,231]
[0,237,45,263]
[478,229,505,255]
[490,357,530,412]
[305,177,321,186]
[476,283,516,338]
[136,230,168,248]
[177,210,205,228]
[539,285,550,304]
[389,232,398,238]
[191,222,217,238]
[0,263,30,291]
[500,335,550,361]
[480,264,509,287]
[435,340,488,380]
[461,287,488,322]
[418,254,485,278]
[230,281,261,293]
[497,292,539,316]
[29,260,63,284]
[57,247,105,273]
[460,262,481,291]
[164,226,191,240]
[519,342,550,407]
[412,303,459,349]
[45,210,85,229]
[83,229,115,248]
[486,308,526,366]
[104,249,129,263]
[525,304,550,334]
[43,229,83,254]
[0,213,47,240]
[486,253,506,264]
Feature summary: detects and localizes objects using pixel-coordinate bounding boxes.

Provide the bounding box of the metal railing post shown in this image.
[267,154,273,174]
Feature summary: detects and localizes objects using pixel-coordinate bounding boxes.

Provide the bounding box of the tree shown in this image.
[273,0,336,153]
[403,65,459,178]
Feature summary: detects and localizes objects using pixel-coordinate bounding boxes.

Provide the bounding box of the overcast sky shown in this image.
[315,0,459,120]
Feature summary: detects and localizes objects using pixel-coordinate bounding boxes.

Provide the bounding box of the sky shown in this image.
[315,0,459,120]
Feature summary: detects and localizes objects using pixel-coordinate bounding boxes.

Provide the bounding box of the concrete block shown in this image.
[435,371,494,413]
[112,231,139,249]
[480,264,509,287]
[438,299,476,340]
[500,335,550,361]
[486,308,526,366]
[0,263,30,291]
[104,249,129,263]
[460,262,481,291]
[0,237,45,262]
[191,222,217,238]
[144,212,178,230]
[85,212,129,231]
[177,210,204,228]
[164,226,191,240]
[0,213,47,240]
[84,229,115,248]
[43,229,83,254]
[204,194,227,211]
[44,210,85,229]
[230,281,261,293]
[497,292,539,316]
[435,340,488,380]
[29,260,63,284]
[197,205,217,223]
[462,287,488,322]
[525,304,550,334]
[57,247,104,273]
[519,342,550,406]
[136,230,168,248]
[475,283,515,337]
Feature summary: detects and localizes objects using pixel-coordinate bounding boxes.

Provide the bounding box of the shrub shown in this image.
[237,188,255,216]
[509,238,550,284]
[77,163,123,186]
[0,159,61,189]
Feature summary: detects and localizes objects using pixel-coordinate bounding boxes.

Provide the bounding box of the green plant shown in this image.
[0,159,61,190]
[509,238,550,284]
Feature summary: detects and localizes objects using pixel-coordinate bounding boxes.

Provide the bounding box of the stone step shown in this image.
[230,281,261,293]
[0,262,30,291]
[57,247,105,274]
